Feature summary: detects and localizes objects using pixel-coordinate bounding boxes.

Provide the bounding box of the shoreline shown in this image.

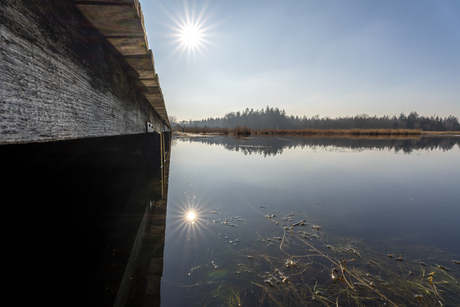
[173,128,460,139]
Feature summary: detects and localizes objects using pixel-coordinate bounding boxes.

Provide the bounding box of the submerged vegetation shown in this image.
[166,206,460,306]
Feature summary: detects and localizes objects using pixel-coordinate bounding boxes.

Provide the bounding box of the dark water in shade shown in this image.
[161,135,460,306]
[2,134,167,306]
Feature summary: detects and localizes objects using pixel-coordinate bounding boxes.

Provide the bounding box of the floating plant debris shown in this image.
[291,220,306,227]
[437,264,451,271]
[284,259,298,268]
[179,206,460,307]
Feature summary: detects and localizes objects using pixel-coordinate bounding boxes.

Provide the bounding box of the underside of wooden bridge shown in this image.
[1,0,170,144]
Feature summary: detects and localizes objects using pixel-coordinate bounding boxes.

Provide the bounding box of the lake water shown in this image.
[161,134,460,306]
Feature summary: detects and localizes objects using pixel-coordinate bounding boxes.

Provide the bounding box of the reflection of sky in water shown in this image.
[162,136,460,305]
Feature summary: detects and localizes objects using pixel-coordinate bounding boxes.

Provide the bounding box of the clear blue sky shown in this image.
[139,0,460,121]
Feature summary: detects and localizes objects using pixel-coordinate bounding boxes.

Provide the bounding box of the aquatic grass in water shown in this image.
[164,205,460,306]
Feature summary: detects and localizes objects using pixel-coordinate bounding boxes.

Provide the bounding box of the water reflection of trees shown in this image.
[175,135,460,156]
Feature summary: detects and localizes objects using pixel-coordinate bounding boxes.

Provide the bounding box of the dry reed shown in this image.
[421,131,460,135]
[252,128,421,136]
[178,127,423,136]
[180,126,251,135]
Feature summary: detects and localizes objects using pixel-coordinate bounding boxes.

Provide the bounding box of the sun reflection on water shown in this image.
[186,211,196,223]
[167,196,213,246]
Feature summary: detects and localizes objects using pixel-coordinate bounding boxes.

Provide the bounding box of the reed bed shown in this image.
[252,128,421,136]
[180,126,251,135]
[421,131,460,135]
[177,127,423,137]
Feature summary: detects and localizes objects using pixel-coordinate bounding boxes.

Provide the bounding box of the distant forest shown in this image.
[177,107,460,131]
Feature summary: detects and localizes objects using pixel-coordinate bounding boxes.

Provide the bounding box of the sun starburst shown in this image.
[179,23,204,49]
[165,194,213,248]
[156,0,217,59]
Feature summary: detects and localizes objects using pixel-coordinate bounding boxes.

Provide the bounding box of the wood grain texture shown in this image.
[0,0,168,144]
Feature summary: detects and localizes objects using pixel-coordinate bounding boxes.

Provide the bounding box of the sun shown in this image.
[160,1,215,57]
[180,24,203,49]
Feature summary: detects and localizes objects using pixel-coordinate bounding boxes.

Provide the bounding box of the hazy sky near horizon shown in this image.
[139,0,460,121]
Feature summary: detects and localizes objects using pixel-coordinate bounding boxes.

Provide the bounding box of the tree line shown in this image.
[177,107,460,131]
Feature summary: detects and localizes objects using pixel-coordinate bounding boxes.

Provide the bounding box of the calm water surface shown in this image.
[161,135,460,306]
